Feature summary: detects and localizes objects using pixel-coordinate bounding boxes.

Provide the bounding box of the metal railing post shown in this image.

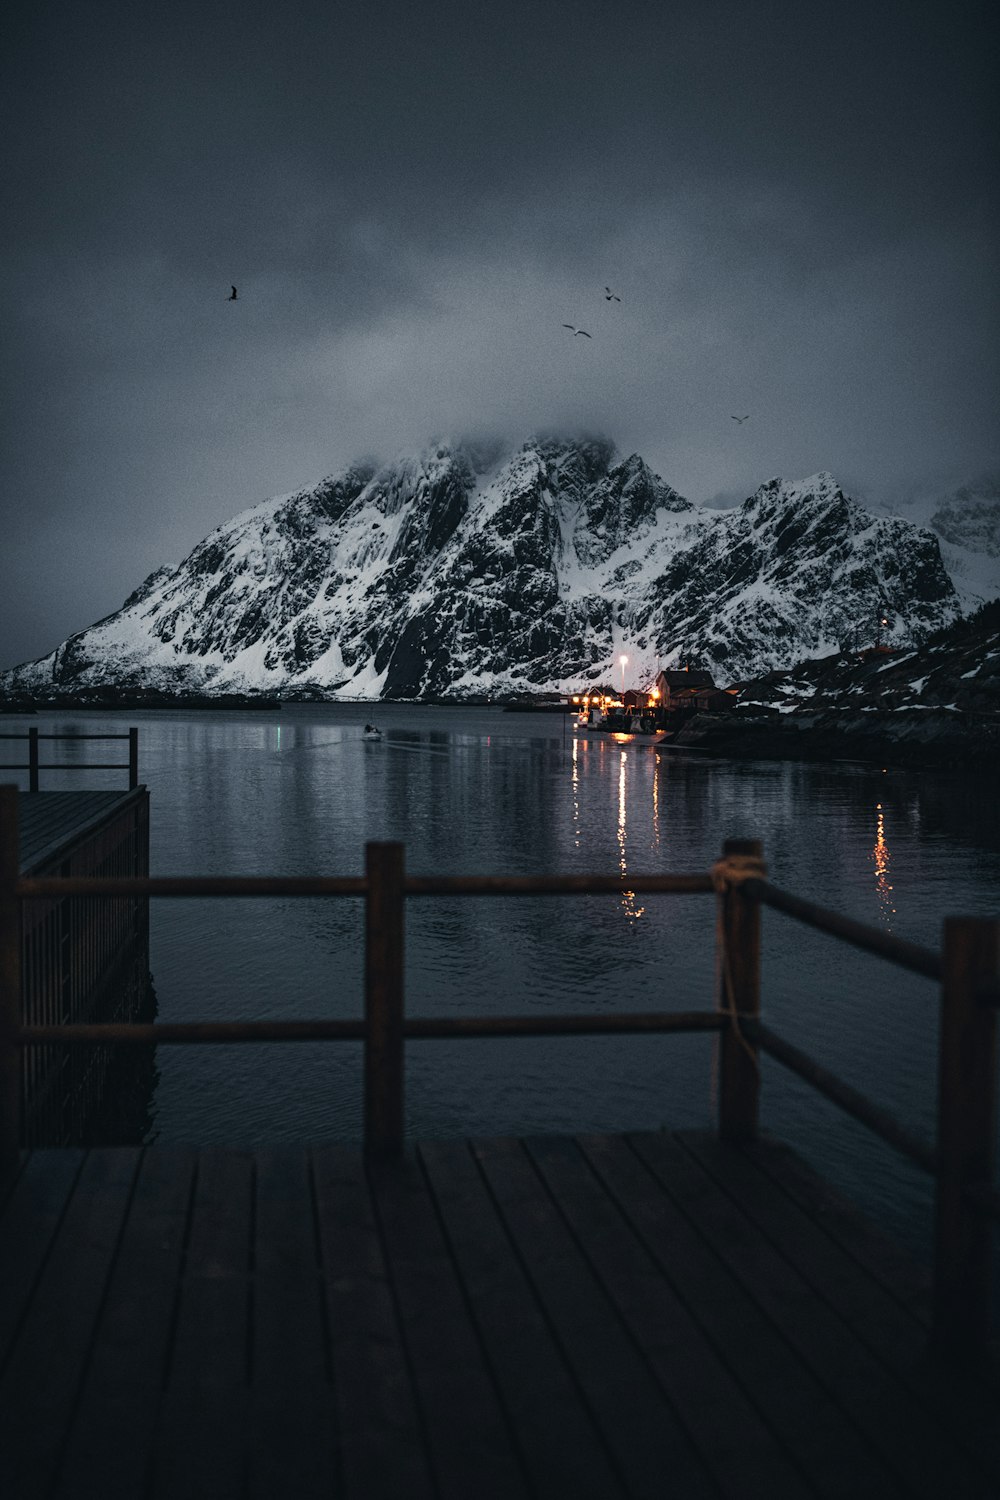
[717,837,764,1143]
[933,916,999,1357]
[0,786,22,1180]
[364,842,405,1157]
[28,727,39,793]
[128,728,139,790]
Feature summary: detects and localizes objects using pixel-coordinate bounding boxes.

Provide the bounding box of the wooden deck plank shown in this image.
[0,1149,84,1361]
[52,1147,196,1499]
[167,1147,253,1383]
[526,1134,813,1500]
[312,1144,435,1500]
[686,1132,1000,1490]
[252,1146,328,1385]
[0,1149,32,1213]
[149,1149,254,1500]
[246,1148,336,1500]
[471,1136,717,1500]
[736,1136,933,1320]
[419,1137,628,1500]
[0,1135,995,1499]
[0,1148,141,1500]
[577,1133,900,1500]
[245,1387,338,1500]
[632,1131,996,1500]
[368,1151,531,1500]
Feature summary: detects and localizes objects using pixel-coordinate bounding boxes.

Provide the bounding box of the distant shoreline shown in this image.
[2,695,997,772]
[0,693,563,713]
[668,708,1000,772]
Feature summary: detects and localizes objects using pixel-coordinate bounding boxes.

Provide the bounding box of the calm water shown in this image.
[4,704,1000,1259]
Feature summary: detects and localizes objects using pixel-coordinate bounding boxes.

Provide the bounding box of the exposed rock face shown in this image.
[0,436,964,701]
[930,477,1000,558]
[733,598,1000,716]
[680,599,1000,767]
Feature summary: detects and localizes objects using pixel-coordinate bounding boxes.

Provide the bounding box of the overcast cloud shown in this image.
[2,0,996,666]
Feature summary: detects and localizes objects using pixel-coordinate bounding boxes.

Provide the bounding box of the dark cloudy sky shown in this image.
[2,0,997,668]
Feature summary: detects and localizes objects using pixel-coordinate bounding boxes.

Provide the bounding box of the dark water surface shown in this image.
[4,704,999,1259]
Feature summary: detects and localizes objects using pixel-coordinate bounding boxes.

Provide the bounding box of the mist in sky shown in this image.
[2,0,997,668]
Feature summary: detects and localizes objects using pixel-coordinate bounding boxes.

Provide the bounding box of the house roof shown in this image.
[657,669,715,690]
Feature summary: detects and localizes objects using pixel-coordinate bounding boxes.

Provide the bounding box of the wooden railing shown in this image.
[0,784,996,1356]
[0,727,139,790]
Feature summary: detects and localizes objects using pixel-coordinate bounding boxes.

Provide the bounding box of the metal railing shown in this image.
[0,784,996,1357]
[0,727,139,790]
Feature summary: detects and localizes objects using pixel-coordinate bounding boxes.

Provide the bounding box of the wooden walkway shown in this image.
[1,1132,998,1500]
[16,791,142,874]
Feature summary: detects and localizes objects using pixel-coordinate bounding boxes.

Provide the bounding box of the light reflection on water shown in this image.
[617,748,645,925]
[4,703,999,1263]
[871,802,896,929]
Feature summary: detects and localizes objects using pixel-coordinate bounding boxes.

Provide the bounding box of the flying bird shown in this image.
[228,286,238,301]
[562,324,592,338]
[731,414,750,424]
[604,286,621,301]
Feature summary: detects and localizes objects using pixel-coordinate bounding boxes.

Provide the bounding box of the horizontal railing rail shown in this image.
[0,733,135,739]
[0,728,138,790]
[0,785,996,1358]
[16,872,714,900]
[746,1018,938,1175]
[17,1011,726,1046]
[742,875,942,979]
[20,875,368,899]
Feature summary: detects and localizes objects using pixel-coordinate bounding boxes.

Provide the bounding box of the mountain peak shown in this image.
[786,471,842,502]
[749,472,843,505]
[0,438,966,700]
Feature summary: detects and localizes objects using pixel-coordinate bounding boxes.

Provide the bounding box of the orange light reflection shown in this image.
[871,801,896,929]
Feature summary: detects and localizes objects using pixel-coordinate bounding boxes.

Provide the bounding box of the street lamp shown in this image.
[619,654,628,699]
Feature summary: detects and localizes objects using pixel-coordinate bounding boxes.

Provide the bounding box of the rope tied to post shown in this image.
[710,852,766,893]
[711,852,766,1073]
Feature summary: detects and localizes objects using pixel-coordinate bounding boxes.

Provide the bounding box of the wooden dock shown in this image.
[1,799,997,1496]
[1,1131,998,1500]
[13,788,152,1145]
[17,790,145,877]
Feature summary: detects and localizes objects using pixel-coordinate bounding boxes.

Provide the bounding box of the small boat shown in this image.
[586,710,667,742]
[362,723,382,741]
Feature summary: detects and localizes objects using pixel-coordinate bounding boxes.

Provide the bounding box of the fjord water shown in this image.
[7,705,1000,1255]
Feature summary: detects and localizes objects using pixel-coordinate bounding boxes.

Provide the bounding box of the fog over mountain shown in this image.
[2,436,977,702]
[2,2,996,670]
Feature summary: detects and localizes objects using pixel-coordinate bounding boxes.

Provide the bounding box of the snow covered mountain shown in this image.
[864,475,1000,610]
[0,436,963,701]
[927,477,1000,609]
[931,476,1000,558]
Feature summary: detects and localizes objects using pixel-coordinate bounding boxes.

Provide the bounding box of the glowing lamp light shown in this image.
[619,654,628,696]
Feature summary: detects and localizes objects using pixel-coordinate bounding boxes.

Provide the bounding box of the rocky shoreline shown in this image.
[668,707,1000,770]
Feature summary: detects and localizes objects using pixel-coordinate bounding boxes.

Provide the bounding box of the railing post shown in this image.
[128,727,139,790]
[933,916,999,1357]
[717,837,764,1143]
[0,786,22,1181]
[364,841,405,1157]
[28,727,39,793]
